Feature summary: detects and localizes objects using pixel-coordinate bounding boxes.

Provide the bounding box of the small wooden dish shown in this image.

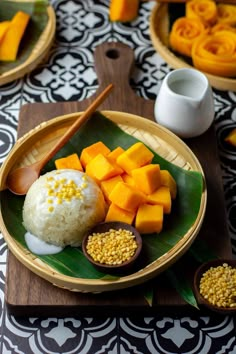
[193,259,236,314]
[0,5,56,86]
[149,3,236,91]
[82,222,142,273]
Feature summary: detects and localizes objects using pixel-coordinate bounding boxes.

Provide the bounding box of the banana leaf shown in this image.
[0,0,49,74]
[0,112,204,280]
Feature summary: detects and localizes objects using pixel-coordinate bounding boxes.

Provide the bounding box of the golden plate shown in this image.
[0,111,207,293]
[0,5,56,86]
[149,3,236,92]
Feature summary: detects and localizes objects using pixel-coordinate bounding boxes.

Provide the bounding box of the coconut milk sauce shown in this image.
[24,232,64,255]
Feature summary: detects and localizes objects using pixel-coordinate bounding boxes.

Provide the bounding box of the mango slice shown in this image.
[0,11,30,61]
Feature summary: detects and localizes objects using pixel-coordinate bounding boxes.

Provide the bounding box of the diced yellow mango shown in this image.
[85,153,122,182]
[132,164,161,195]
[135,204,164,234]
[0,11,30,61]
[109,0,139,22]
[160,170,177,199]
[108,146,125,161]
[121,173,136,187]
[109,181,146,212]
[55,153,83,171]
[147,186,172,214]
[105,203,135,224]
[100,175,123,202]
[117,142,154,174]
[80,141,110,168]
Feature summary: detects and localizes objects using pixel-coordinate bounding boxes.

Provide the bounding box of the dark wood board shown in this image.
[5,42,232,317]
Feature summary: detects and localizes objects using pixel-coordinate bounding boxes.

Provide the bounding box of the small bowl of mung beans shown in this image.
[82,221,142,273]
[193,259,236,314]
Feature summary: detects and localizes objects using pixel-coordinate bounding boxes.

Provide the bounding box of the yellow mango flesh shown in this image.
[109,181,146,212]
[80,141,110,168]
[160,170,177,199]
[86,153,122,182]
[0,11,30,61]
[0,21,10,42]
[132,164,161,195]
[105,203,135,225]
[147,186,172,214]
[108,146,125,162]
[109,0,139,22]
[117,142,154,174]
[55,153,83,171]
[135,204,164,234]
[100,175,123,202]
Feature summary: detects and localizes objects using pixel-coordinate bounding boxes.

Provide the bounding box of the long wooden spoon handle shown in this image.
[42,83,114,165]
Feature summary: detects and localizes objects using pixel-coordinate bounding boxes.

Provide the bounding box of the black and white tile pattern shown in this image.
[0,1,235,353]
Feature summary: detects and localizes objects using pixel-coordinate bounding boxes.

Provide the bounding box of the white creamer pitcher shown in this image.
[154,68,215,138]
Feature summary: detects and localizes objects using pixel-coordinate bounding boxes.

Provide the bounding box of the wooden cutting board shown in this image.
[5,42,232,316]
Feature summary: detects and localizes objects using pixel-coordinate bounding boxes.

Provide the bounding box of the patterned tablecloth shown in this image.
[0,1,236,353]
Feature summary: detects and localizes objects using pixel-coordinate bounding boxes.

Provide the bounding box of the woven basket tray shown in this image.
[0,111,207,293]
[149,3,236,92]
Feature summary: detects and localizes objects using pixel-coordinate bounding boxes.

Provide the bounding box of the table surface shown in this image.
[0,1,236,353]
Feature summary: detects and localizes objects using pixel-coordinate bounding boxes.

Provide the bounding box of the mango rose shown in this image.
[217,4,236,27]
[169,17,206,57]
[192,31,236,77]
[186,0,217,27]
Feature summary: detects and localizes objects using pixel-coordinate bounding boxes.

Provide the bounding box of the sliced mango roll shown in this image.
[192,31,236,77]
[186,0,217,26]
[169,17,206,57]
[217,4,236,27]
[210,23,236,34]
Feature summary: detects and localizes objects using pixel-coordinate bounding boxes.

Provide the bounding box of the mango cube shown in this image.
[121,173,136,187]
[147,186,172,214]
[86,153,122,182]
[55,153,83,171]
[108,146,125,161]
[135,204,163,234]
[105,203,135,224]
[160,170,177,199]
[109,181,146,212]
[100,175,123,202]
[117,142,154,174]
[132,164,161,195]
[80,141,110,168]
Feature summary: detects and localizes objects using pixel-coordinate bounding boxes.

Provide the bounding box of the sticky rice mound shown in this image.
[22,169,106,247]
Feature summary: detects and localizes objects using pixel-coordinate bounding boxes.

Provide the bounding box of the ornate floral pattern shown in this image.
[0,0,235,353]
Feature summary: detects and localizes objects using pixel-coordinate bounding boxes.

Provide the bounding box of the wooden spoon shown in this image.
[6,83,114,196]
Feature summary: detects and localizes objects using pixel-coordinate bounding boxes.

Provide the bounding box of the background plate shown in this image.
[0,4,55,86]
[149,3,236,91]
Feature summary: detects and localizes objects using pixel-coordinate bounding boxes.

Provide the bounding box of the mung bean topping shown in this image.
[86,228,138,265]
[199,263,236,308]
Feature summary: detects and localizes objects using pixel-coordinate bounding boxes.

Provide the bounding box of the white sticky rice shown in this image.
[22,169,106,247]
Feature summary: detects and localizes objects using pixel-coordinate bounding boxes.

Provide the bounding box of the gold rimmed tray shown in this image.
[149,3,236,91]
[0,110,207,293]
[0,4,56,86]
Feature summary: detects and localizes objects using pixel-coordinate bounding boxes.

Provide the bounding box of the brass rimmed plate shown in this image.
[149,3,236,91]
[0,111,207,293]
